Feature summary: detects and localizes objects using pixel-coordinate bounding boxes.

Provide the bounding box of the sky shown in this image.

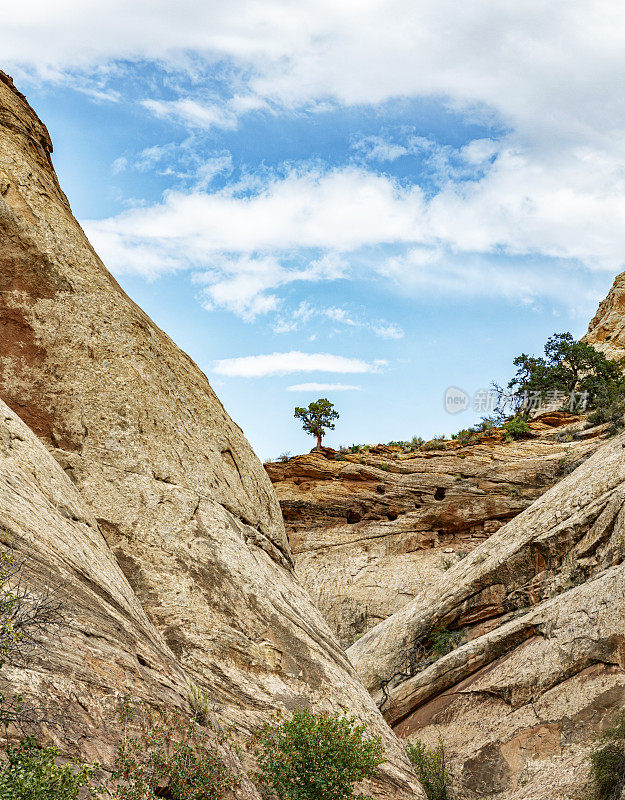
[2,1,625,459]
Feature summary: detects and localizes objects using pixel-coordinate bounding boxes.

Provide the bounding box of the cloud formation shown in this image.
[84,145,619,319]
[286,383,362,392]
[6,2,624,320]
[4,1,625,145]
[212,351,386,378]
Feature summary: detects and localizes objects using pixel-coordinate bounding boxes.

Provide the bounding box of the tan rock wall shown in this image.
[0,71,421,798]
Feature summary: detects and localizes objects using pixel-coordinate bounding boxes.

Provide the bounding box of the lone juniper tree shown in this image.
[294,398,339,450]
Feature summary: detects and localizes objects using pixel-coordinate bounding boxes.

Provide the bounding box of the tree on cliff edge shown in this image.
[294,399,339,449]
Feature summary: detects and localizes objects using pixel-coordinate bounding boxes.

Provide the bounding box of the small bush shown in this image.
[502,417,531,441]
[589,712,625,800]
[588,399,625,437]
[422,441,447,452]
[189,684,214,727]
[555,452,583,478]
[112,701,238,800]
[476,417,497,432]
[0,550,62,728]
[249,709,385,800]
[590,744,625,800]
[406,739,451,800]
[277,452,292,463]
[0,738,96,800]
[428,627,463,658]
[452,429,475,447]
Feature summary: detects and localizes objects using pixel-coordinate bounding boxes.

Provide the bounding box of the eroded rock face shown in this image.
[266,415,605,646]
[0,72,421,798]
[347,432,625,798]
[0,397,267,798]
[584,270,625,358]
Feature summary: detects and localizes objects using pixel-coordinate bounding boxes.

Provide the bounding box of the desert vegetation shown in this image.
[406,739,451,800]
[250,708,385,800]
[294,399,340,449]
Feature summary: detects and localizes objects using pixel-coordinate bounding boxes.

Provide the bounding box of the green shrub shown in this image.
[588,399,625,437]
[0,738,96,800]
[589,713,625,800]
[189,684,214,727]
[502,417,531,441]
[476,417,497,432]
[422,441,447,452]
[277,452,292,463]
[406,739,451,800]
[249,709,385,800]
[590,744,625,800]
[452,429,475,447]
[112,701,238,800]
[428,626,463,658]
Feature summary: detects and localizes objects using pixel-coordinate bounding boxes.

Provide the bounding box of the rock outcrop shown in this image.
[0,71,421,798]
[345,429,625,798]
[266,415,606,646]
[584,270,625,359]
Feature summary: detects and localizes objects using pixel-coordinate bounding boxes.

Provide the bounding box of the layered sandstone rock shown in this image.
[584,270,625,358]
[0,71,421,798]
[266,414,606,646]
[347,431,625,798]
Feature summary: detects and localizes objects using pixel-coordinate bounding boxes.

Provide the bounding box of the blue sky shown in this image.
[2,2,625,459]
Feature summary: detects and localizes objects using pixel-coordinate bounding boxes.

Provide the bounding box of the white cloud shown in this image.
[85,149,625,315]
[4,1,625,146]
[86,168,426,257]
[192,253,348,320]
[352,135,408,162]
[7,1,625,314]
[212,351,385,377]
[141,96,268,131]
[286,383,362,391]
[273,302,405,339]
[378,249,604,315]
[111,156,128,174]
[371,322,405,340]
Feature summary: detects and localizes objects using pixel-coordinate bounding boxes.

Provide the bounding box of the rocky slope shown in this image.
[266,414,606,646]
[584,270,625,359]
[265,275,625,798]
[346,430,625,798]
[0,71,422,798]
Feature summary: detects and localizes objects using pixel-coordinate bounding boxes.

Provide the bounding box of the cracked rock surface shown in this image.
[347,432,625,798]
[266,417,605,647]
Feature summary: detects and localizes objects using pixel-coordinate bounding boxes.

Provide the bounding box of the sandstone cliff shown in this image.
[0,71,422,798]
[584,270,625,359]
[267,379,625,796]
[344,428,625,798]
[266,414,606,646]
